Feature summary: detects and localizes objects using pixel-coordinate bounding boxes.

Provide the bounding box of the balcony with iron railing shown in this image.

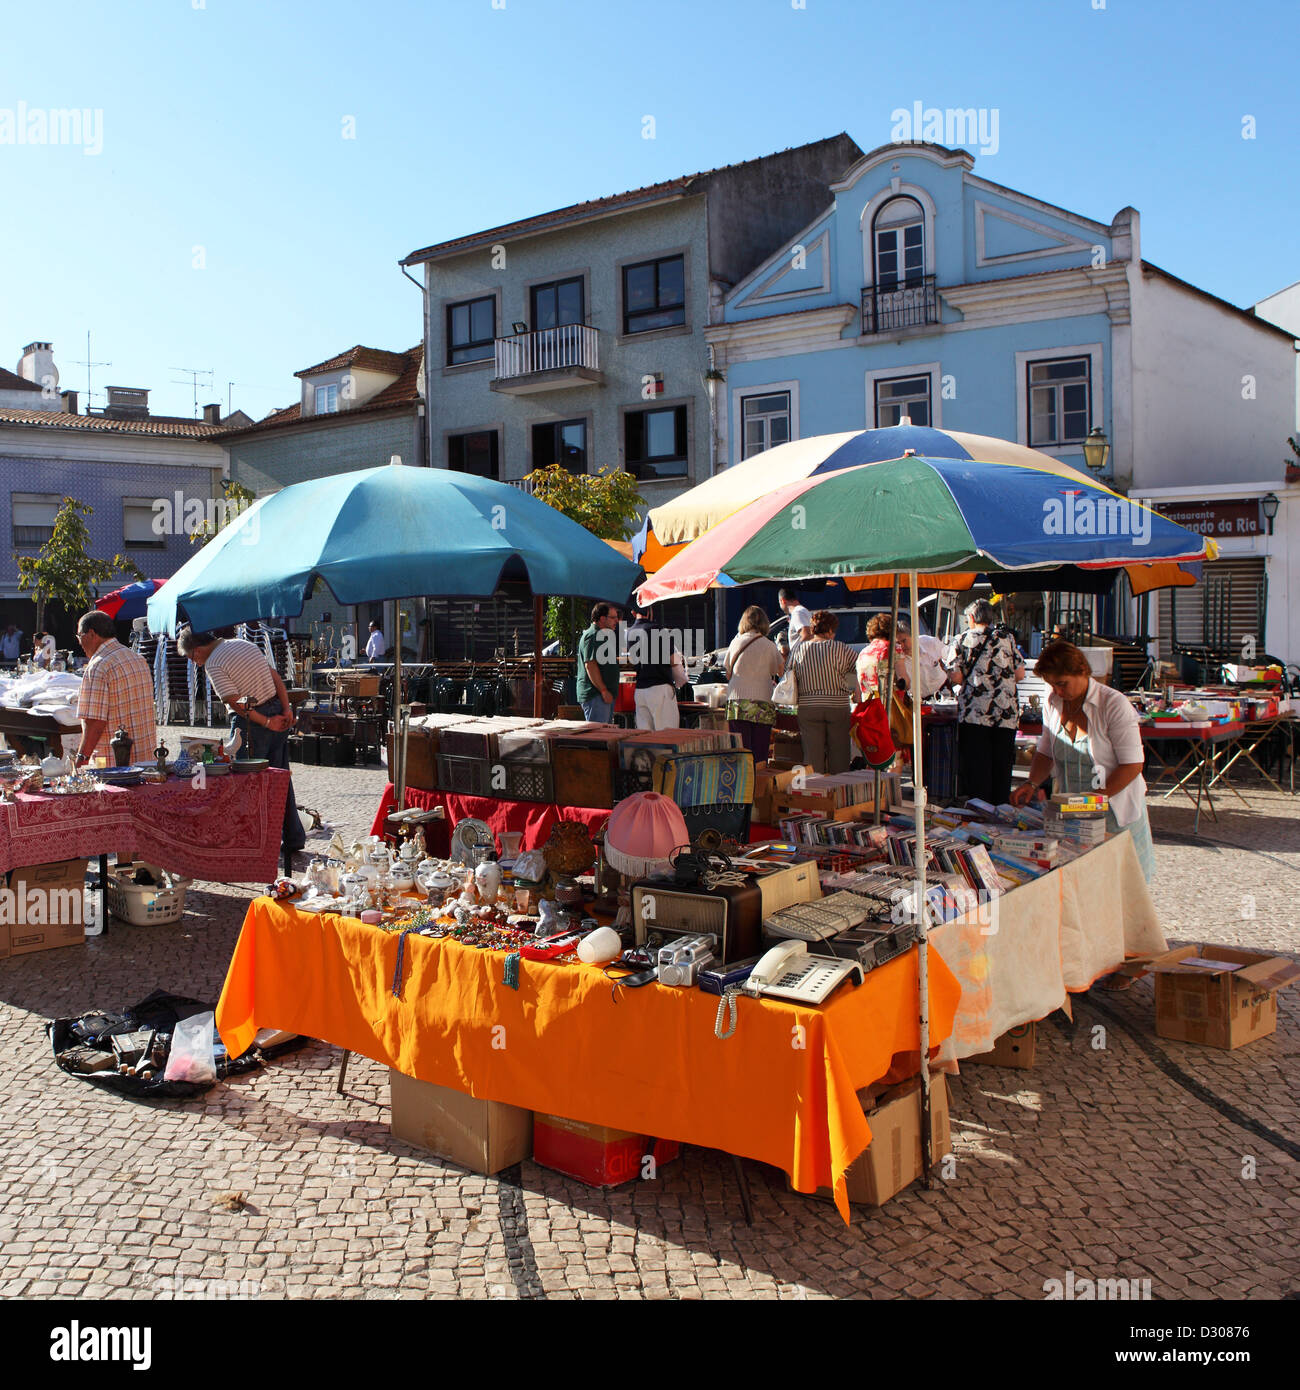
[491,323,604,394]
[861,276,940,336]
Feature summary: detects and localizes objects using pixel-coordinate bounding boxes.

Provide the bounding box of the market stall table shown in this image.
[927,826,1165,1061]
[371,782,611,852]
[0,771,290,930]
[1205,715,1297,798]
[1140,720,1243,832]
[216,897,961,1222]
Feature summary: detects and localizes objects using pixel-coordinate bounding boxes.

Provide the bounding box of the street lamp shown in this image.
[1261,492,1279,535]
[1082,426,1111,474]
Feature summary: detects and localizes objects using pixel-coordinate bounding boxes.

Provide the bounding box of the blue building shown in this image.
[706,142,1295,658]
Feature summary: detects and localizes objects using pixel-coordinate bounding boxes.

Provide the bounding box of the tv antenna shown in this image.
[68,331,111,409]
[169,365,215,419]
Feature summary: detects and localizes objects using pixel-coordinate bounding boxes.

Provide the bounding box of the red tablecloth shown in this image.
[0,769,289,883]
[371,783,610,850]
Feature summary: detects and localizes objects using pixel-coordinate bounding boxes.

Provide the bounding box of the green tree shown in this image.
[16,498,144,634]
[190,479,257,546]
[523,465,643,656]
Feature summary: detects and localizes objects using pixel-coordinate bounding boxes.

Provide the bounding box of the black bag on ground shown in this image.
[47,989,266,1100]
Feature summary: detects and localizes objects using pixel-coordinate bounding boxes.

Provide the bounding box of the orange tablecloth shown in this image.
[217,899,961,1221]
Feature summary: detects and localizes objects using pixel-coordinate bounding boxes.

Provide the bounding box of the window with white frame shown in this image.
[873,197,925,288]
[740,391,791,459]
[1028,356,1091,446]
[874,374,931,428]
[314,382,339,414]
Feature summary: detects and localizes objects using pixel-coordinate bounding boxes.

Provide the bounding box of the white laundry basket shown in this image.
[106,866,192,925]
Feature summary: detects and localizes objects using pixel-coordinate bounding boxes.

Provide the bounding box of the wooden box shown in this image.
[386,727,440,791]
[551,730,629,810]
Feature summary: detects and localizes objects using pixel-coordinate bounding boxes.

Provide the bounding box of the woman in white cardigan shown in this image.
[1010,640,1155,882]
[724,605,787,765]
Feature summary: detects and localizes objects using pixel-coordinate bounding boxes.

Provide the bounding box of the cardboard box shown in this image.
[968,1021,1037,1068]
[1149,944,1299,1050]
[6,859,89,955]
[533,1113,680,1188]
[388,1070,532,1174]
[803,1075,950,1208]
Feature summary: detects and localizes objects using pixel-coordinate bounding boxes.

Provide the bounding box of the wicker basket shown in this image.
[106,866,191,926]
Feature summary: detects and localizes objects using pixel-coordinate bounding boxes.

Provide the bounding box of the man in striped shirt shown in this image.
[178,628,305,855]
[74,611,157,766]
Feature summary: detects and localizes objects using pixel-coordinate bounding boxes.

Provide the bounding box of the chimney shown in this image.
[61,389,78,415]
[18,341,58,394]
[103,385,150,419]
[202,402,222,425]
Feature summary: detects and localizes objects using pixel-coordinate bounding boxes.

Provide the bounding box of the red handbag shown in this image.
[851,696,896,769]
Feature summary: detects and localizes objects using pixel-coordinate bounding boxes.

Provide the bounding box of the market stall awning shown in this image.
[147,463,642,635]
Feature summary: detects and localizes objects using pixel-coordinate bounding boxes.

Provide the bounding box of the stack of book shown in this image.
[1044,792,1109,847]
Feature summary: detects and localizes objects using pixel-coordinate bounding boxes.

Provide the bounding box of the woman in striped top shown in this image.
[790,610,859,774]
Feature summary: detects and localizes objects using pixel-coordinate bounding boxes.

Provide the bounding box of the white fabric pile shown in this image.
[0,669,84,726]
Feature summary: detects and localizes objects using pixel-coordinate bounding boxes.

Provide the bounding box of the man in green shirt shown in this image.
[575,602,621,723]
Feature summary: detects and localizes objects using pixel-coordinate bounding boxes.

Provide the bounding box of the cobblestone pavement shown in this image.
[1,733,1296,1300]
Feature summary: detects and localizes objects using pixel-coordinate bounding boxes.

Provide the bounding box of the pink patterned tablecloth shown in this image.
[0,769,289,883]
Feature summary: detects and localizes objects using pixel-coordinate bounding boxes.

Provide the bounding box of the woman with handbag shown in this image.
[790,610,859,774]
[947,599,1025,805]
[724,605,787,764]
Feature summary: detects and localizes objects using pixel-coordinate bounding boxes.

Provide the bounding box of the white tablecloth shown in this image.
[930,829,1165,1060]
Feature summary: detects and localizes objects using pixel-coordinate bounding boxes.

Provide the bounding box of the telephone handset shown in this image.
[741,940,863,1006]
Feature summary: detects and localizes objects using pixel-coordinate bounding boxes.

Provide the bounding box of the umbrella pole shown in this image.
[533,596,545,718]
[910,571,934,1188]
[877,576,901,826]
[393,598,407,813]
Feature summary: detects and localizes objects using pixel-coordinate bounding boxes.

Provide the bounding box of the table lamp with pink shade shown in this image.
[601,792,690,927]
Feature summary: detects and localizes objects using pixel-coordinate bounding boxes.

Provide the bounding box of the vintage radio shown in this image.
[826,921,916,972]
[630,861,819,964]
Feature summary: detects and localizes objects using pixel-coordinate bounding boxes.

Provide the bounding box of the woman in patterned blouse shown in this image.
[947,599,1025,805]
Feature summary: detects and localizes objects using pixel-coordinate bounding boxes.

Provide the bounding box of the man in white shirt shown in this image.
[778,589,813,654]
[365,621,386,660]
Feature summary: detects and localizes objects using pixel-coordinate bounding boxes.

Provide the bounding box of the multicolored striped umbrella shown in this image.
[637,446,1210,604]
[95,578,167,622]
[634,425,1204,596]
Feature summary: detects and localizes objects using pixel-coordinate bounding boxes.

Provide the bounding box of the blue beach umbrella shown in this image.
[147,462,639,635]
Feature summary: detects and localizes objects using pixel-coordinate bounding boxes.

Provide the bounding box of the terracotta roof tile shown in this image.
[294,345,410,378]
[222,346,423,439]
[0,367,42,393]
[0,407,225,438]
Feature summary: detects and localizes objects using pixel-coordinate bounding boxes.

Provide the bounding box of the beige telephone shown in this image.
[741,940,863,1006]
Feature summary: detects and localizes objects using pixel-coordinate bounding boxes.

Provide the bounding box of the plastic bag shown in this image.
[772,671,797,707]
[163,1010,217,1083]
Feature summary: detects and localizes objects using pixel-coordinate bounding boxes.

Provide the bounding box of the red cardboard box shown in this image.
[533,1113,679,1188]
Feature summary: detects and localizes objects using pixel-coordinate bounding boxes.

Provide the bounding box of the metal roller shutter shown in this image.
[1156,557,1267,661]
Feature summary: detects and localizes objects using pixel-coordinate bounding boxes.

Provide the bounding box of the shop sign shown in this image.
[1152,500,1261,537]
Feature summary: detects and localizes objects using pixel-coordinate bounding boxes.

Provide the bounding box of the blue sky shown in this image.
[2,0,1294,420]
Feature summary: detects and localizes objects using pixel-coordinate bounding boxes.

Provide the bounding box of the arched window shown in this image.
[872,197,925,288]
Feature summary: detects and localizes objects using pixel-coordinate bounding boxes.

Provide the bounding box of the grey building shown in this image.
[401,135,863,518]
